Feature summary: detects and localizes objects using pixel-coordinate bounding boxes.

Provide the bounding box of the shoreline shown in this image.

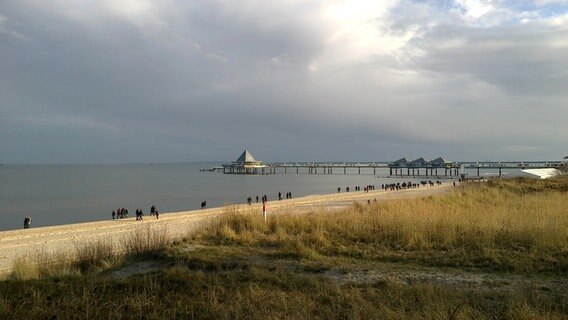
[0,183,453,274]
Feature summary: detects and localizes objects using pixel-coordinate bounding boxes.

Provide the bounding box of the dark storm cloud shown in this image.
[1,1,567,163]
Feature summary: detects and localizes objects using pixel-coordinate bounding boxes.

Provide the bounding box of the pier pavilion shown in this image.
[222,150,268,174]
[388,157,461,177]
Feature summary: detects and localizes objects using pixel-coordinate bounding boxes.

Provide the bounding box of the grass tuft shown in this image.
[74,238,118,272]
[121,225,170,256]
[10,257,39,281]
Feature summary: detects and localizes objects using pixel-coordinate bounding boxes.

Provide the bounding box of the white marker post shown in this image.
[262,200,267,222]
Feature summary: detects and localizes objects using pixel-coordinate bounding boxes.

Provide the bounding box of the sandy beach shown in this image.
[0,184,452,275]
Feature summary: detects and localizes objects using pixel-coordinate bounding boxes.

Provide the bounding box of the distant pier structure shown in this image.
[207,151,563,177]
[222,150,268,174]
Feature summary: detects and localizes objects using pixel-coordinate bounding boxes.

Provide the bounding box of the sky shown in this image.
[1,0,567,164]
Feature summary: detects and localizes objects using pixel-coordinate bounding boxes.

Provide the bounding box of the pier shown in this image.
[262,159,563,177]
[264,162,388,175]
[206,151,564,177]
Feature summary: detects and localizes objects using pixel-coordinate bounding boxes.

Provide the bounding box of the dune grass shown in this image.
[121,225,170,256]
[1,265,564,320]
[193,177,568,273]
[9,225,170,281]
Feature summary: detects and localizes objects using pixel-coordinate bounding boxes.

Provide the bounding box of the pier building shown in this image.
[222,150,268,174]
[388,157,461,177]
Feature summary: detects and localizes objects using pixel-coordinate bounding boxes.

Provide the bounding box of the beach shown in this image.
[0,184,452,275]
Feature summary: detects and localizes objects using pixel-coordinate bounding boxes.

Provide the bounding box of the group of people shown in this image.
[111,205,159,221]
[251,195,264,204]
[246,191,290,205]
[381,180,443,191]
[337,185,376,193]
[111,208,129,220]
[335,180,446,193]
[278,191,292,200]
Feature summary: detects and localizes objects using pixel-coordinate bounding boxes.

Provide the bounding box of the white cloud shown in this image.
[455,0,495,19]
[311,1,416,67]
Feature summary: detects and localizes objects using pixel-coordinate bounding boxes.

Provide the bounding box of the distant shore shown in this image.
[0,183,453,275]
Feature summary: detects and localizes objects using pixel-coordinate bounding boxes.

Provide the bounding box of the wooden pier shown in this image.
[206,151,564,177]
[261,160,563,177]
[264,162,388,175]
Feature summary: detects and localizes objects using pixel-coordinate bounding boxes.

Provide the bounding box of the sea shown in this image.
[0,163,521,231]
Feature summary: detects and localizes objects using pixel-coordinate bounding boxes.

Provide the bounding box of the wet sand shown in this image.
[0,184,452,274]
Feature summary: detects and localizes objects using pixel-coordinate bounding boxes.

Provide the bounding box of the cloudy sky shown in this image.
[1,0,567,164]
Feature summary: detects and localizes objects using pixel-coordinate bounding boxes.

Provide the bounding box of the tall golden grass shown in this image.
[197,177,568,271]
[10,225,170,280]
[121,225,170,255]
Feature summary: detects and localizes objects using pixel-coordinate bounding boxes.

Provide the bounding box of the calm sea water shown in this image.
[0,163,520,231]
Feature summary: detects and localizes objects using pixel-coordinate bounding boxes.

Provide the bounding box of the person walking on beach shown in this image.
[23,216,32,229]
[136,209,144,221]
[155,210,159,220]
[112,210,116,220]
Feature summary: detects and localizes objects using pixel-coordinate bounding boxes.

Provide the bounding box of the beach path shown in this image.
[0,184,453,275]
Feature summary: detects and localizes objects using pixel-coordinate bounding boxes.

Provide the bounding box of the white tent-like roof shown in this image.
[390,158,409,166]
[410,157,429,166]
[235,149,258,163]
[430,157,452,166]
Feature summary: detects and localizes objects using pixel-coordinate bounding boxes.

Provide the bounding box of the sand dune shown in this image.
[0,184,452,274]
